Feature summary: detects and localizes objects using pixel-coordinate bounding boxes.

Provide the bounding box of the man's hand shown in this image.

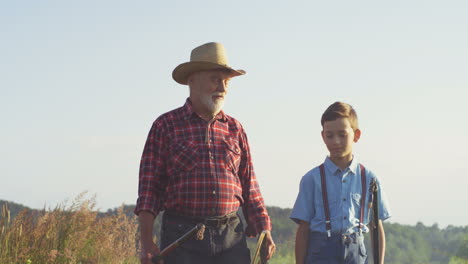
[263,230,276,260]
[140,242,161,264]
[139,211,160,264]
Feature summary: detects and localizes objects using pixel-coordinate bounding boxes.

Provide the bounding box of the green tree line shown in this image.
[102,204,468,264]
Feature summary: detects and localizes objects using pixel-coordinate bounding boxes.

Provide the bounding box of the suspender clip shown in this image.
[327,230,331,237]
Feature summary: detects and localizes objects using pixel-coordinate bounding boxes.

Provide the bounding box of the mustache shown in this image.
[211,93,225,97]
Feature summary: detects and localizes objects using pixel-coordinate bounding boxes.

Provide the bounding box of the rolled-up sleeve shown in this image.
[134,119,169,217]
[238,129,271,237]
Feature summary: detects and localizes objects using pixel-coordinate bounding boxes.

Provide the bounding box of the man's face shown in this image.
[188,70,232,116]
[321,118,360,161]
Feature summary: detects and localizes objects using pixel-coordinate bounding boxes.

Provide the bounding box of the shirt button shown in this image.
[343,198,346,201]
[210,155,214,159]
[343,180,346,183]
[212,190,216,195]
[344,216,348,220]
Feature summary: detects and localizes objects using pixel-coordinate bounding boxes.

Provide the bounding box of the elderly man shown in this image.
[135,42,275,264]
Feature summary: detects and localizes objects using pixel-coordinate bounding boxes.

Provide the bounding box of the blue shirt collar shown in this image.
[323,156,359,176]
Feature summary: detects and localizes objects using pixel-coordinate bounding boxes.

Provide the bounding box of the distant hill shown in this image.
[2,200,467,264]
[0,199,32,220]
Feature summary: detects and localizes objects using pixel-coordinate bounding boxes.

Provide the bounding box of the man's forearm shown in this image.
[139,211,156,246]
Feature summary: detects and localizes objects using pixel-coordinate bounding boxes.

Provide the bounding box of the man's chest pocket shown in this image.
[169,140,199,174]
[223,139,241,173]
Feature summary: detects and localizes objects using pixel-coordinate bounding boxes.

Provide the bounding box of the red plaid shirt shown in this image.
[135,99,271,236]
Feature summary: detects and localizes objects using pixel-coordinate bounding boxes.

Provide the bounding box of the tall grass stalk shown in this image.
[0,193,139,264]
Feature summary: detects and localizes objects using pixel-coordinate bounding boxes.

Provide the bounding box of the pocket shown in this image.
[169,140,198,173]
[307,235,334,256]
[161,217,195,248]
[351,193,362,206]
[358,239,367,256]
[224,217,244,250]
[308,235,326,255]
[223,139,241,173]
[230,216,242,233]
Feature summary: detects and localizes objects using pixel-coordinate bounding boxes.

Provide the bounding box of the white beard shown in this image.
[201,94,224,114]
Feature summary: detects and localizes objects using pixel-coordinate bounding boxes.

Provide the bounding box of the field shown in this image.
[1,194,467,264]
[1,194,139,264]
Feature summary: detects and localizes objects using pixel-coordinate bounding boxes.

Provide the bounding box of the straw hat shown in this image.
[172,42,246,85]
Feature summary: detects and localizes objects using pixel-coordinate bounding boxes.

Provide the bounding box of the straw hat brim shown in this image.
[172,61,246,85]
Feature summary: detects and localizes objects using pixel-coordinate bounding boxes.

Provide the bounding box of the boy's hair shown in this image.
[321,102,359,130]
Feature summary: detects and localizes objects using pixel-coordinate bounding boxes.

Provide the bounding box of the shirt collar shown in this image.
[323,156,359,175]
[182,98,229,122]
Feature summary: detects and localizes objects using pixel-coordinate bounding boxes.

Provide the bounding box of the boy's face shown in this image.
[321,117,361,161]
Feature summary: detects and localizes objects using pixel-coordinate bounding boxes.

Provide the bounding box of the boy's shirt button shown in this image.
[343,198,346,201]
[342,179,346,183]
[344,216,347,220]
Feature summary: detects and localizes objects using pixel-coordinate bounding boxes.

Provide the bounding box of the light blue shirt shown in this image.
[290,156,391,235]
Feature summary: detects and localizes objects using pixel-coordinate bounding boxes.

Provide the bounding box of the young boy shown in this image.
[290,102,391,264]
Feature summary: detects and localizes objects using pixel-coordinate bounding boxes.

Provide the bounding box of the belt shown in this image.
[164,210,238,227]
[310,232,364,244]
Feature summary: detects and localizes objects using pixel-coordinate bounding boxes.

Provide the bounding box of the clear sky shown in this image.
[1,1,467,228]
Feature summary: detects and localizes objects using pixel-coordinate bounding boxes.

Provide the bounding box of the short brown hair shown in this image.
[321,102,359,130]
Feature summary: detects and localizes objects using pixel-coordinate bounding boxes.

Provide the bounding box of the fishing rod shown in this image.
[252,230,268,264]
[370,178,380,264]
[151,223,205,263]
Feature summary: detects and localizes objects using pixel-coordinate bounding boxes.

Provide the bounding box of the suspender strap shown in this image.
[319,164,332,237]
[319,163,367,236]
[359,164,366,233]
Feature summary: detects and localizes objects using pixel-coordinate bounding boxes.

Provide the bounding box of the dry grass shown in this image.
[0,193,140,264]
